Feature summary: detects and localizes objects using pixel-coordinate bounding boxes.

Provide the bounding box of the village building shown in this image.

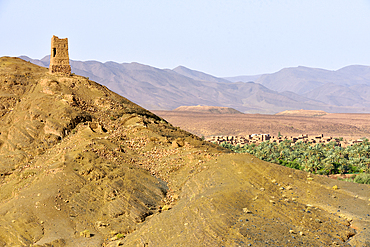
[206,133,351,147]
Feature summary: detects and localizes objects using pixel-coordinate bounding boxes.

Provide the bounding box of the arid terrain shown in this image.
[153,109,370,141]
[21,56,370,114]
[0,58,369,246]
[173,105,243,114]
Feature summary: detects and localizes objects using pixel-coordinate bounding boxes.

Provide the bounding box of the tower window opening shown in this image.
[53,48,56,57]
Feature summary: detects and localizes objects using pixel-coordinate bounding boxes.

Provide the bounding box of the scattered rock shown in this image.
[96,221,110,228]
[162,205,171,211]
[243,208,252,213]
[80,230,91,238]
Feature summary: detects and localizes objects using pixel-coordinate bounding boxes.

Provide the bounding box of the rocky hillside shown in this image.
[0,57,369,246]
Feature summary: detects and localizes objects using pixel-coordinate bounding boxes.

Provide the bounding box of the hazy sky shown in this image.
[1,0,370,76]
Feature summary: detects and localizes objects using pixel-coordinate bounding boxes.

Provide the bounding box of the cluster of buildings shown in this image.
[206,134,364,147]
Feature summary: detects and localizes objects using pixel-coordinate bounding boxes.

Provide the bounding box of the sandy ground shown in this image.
[153,110,370,140]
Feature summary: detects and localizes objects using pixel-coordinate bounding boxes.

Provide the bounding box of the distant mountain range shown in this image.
[19,55,370,114]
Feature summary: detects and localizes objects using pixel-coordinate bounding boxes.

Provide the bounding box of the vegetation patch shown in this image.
[220,139,370,182]
[353,173,370,184]
[116,233,125,239]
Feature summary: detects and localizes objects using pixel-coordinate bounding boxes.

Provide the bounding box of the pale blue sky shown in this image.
[1,0,370,76]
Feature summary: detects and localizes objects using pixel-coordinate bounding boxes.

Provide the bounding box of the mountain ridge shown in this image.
[255,65,370,96]
[19,56,370,114]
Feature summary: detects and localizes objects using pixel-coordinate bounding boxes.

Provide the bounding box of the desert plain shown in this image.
[153,109,370,141]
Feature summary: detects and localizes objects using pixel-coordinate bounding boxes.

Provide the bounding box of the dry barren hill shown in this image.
[174,105,242,114]
[255,65,370,94]
[275,109,328,117]
[255,65,370,108]
[172,66,231,83]
[0,57,369,246]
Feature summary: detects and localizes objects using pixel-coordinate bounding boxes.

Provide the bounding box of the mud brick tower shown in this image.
[49,35,71,74]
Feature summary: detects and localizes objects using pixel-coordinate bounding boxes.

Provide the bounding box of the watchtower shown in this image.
[49,35,71,74]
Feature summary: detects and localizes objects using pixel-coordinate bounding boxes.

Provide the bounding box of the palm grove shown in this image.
[220,139,370,184]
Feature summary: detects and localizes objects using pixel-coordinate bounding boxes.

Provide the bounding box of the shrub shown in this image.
[338,177,355,183]
[278,159,301,170]
[116,233,125,239]
[354,173,370,184]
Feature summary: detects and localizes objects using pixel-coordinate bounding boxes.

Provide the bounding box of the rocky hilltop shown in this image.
[0,57,369,246]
